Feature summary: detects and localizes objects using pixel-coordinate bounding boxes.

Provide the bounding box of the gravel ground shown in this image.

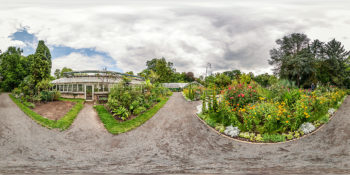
[0,92,350,174]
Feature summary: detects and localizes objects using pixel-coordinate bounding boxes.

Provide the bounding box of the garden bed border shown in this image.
[9,94,85,131]
[94,95,171,135]
[194,96,347,144]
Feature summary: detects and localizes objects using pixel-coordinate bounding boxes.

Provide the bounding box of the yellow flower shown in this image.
[286,121,289,123]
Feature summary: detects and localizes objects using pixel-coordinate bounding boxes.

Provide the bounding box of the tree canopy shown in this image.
[0,47,28,91]
[269,33,350,88]
[0,41,52,93]
[139,57,198,83]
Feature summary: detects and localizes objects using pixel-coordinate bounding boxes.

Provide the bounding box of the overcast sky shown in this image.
[0,0,349,76]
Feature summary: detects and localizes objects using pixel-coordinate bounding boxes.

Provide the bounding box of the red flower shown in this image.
[241,94,245,98]
[248,86,252,89]
[228,87,231,90]
[253,90,256,92]
[238,94,241,97]
[230,97,233,99]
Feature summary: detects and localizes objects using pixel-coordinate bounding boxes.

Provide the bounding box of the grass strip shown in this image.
[9,94,84,131]
[95,97,169,134]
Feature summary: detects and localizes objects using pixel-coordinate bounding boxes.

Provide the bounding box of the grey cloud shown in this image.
[1,0,350,76]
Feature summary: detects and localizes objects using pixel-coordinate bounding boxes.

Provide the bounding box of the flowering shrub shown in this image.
[225,82,259,110]
[240,101,292,133]
[200,81,347,142]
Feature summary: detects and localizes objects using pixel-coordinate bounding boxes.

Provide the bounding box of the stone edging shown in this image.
[194,108,340,145]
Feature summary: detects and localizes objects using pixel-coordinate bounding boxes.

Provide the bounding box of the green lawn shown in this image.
[9,94,84,130]
[94,97,169,134]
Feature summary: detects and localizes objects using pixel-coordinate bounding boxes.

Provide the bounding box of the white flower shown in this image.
[328,108,336,115]
[224,125,240,137]
[196,104,202,114]
[299,122,315,134]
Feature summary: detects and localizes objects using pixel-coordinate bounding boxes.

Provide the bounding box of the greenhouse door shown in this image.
[85,85,93,101]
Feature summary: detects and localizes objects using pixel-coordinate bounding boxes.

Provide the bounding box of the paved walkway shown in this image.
[0,92,350,174]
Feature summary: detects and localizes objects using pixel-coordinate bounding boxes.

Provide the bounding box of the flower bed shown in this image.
[105,83,171,121]
[95,80,172,134]
[182,85,205,101]
[198,81,347,143]
[95,96,170,134]
[10,94,84,130]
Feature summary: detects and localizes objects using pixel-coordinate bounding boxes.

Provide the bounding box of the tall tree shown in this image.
[223,69,241,80]
[318,39,350,86]
[125,71,134,75]
[29,53,50,89]
[144,58,175,83]
[35,40,52,75]
[54,69,61,79]
[60,67,73,77]
[269,33,313,87]
[214,73,231,88]
[0,47,28,91]
[185,72,195,82]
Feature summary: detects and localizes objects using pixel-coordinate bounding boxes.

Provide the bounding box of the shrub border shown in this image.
[94,96,170,135]
[9,94,84,131]
[194,95,347,144]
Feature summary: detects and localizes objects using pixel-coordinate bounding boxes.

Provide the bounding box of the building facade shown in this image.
[51,70,144,101]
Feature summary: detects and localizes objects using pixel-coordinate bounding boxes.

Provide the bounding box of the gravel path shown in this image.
[0,92,350,174]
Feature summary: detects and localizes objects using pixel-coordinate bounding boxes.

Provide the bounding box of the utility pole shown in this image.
[206,63,212,77]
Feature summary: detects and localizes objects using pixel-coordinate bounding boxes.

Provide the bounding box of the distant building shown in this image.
[51,70,144,101]
[162,82,203,91]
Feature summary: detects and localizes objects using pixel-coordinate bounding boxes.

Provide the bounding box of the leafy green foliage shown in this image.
[23,101,35,109]
[253,73,278,87]
[95,97,169,134]
[214,73,231,88]
[134,106,147,115]
[106,82,171,120]
[262,133,286,142]
[0,47,29,91]
[112,106,130,121]
[139,58,176,83]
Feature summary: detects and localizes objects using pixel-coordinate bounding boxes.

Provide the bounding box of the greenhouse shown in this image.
[51,70,144,101]
[162,82,203,91]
